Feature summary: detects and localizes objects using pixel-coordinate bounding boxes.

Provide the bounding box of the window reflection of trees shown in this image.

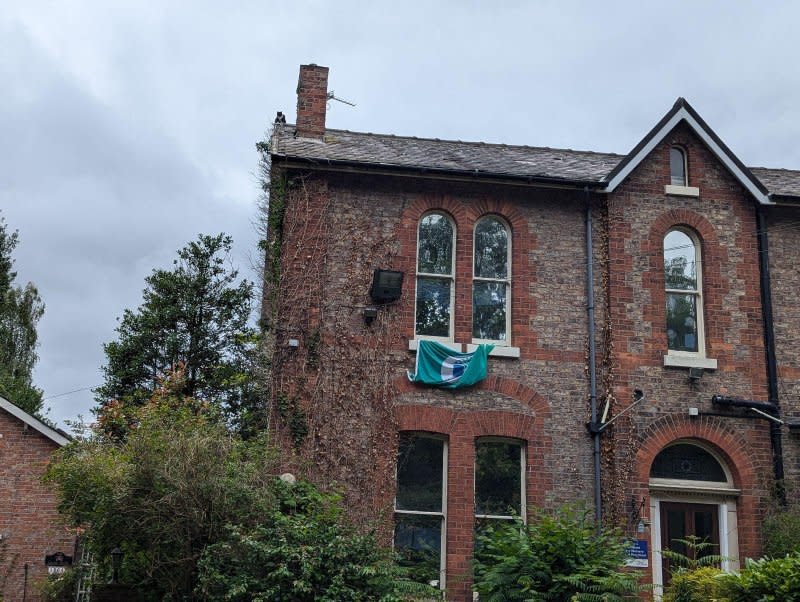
[416,214,454,338]
[664,229,700,353]
[473,217,509,341]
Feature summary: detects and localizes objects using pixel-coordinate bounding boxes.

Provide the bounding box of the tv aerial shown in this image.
[327,91,356,107]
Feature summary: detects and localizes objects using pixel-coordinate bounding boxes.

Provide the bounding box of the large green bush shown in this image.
[723,553,800,602]
[472,506,641,601]
[196,479,399,601]
[663,565,726,602]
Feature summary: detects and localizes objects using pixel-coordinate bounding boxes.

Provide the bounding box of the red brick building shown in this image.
[264,64,800,600]
[0,396,73,601]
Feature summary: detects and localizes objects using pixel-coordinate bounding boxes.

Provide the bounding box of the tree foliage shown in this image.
[46,374,409,601]
[0,214,45,415]
[95,233,261,435]
[196,480,400,601]
[48,372,278,600]
[472,506,641,602]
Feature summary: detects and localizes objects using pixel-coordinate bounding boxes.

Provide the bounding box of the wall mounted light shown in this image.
[363,307,378,325]
[688,367,704,382]
[369,269,404,303]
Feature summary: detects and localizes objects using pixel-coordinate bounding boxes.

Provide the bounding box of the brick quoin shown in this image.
[0,409,74,602]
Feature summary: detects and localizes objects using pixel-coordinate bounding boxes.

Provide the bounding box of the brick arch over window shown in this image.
[390,376,552,600]
[397,194,537,351]
[630,414,766,561]
[642,209,728,360]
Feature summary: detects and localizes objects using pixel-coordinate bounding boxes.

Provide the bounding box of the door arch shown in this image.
[648,440,740,593]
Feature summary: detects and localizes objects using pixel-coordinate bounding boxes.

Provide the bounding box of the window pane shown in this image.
[666,292,698,352]
[650,444,727,482]
[394,514,442,586]
[664,230,697,290]
[474,217,508,279]
[396,434,444,512]
[416,277,451,337]
[475,440,521,516]
[418,214,453,275]
[473,281,507,340]
[670,147,686,186]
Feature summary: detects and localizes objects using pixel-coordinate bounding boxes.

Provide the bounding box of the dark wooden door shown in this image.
[660,502,719,584]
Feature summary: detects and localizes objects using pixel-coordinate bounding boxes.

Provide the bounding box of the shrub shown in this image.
[663,565,726,602]
[764,507,800,558]
[196,479,399,601]
[473,506,641,601]
[723,553,800,602]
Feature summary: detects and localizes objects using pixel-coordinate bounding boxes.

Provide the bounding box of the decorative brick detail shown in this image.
[629,414,768,562]
[394,390,551,601]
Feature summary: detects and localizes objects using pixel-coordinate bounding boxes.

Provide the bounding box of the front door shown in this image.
[660,502,719,584]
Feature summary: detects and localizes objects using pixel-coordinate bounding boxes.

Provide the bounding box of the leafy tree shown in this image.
[0,214,45,415]
[95,233,261,435]
[47,374,415,602]
[47,371,278,600]
[473,506,642,601]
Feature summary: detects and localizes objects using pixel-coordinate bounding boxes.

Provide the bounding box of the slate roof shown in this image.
[750,167,800,197]
[271,124,800,198]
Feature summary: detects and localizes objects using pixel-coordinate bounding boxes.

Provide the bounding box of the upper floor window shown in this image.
[473,216,510,343]
[664,228,703,354]
[394,432,447,589]
[670,147,687,186]
[416,213,455,339]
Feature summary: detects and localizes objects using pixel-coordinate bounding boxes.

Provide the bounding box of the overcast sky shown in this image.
[3,1,800,429]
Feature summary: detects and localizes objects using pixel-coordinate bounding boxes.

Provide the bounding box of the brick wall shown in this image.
[267,171,597,597]
[765,205,800,488]
[268,121,782,598]
[603,122,773,561]
[0,409,74,601]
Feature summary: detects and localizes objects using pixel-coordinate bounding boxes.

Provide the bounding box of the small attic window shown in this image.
[670,147,687,186]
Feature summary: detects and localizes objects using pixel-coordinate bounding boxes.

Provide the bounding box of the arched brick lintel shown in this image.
[392,374,551,421]
[632,414,756,489]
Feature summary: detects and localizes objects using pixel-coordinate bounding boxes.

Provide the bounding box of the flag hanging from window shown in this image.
[408,340,494,388]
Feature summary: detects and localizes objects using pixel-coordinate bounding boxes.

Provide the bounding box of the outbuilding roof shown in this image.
[0,396,71,446]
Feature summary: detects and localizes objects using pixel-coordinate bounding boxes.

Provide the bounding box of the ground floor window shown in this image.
[394,433,447,588]
[474,438,525,549]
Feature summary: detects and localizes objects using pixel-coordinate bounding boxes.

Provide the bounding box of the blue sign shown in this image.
[624,539,649,568]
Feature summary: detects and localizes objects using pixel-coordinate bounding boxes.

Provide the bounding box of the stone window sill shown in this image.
[665,184,700,197]
[466,344,520,358]
[663,353,717,370]
[407,340,521,358]
[408,339,462,352]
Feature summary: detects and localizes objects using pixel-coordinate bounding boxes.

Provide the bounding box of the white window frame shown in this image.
[649,441,739,600]
[414,212,456,344]
[663,227,717,369]
[393,433,448,590]
[473,437,526,524]
[472,216,512,347]
[670,146,687,186]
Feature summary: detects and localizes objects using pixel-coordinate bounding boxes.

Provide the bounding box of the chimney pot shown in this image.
[296,64,329,139]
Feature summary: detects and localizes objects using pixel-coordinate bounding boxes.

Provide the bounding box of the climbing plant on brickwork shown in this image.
[259,140,406,531]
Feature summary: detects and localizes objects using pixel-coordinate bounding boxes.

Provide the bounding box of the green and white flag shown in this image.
[408,340,494,389]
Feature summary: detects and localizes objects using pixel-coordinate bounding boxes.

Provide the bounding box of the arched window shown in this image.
[415,213,455,339]
[664,228,703,355]
[473,216,510,343]
[650,443,729,484]
[670,147,687,186]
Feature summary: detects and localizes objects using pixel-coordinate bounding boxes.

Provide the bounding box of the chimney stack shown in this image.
[296,64,329,139]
